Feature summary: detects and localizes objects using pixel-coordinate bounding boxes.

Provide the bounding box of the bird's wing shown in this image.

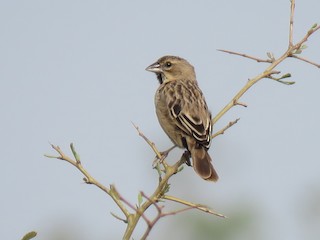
[168,84,212,148]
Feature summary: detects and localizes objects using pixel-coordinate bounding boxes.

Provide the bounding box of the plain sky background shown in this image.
[1,0,319,239]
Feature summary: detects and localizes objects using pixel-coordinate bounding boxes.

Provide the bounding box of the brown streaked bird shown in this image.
[146,55,218,182]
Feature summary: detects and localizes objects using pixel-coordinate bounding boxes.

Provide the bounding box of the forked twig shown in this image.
[139,192,219,240]
[45,144,131,220]
[213,0,319,126]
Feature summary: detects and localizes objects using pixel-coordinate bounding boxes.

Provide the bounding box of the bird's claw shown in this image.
[152,145,176,167]
[182,151,192,166]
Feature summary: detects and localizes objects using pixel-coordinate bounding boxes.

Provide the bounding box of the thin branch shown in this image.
[111,185,151,225]
[217,49,273,63]
[139,191,163,240]
[291,24,320,52]
[213,1,319,126]
[123,151,188,239]
[289,0,295,47]
[290,54,320,68]
[45,144,131,219]
[233,100,248,108]
[140,192,204,240]
[132,122,163,160]
[211,118,240,139]
[163,195,226,218]
[110,212,128,224]
[132,122,171,172]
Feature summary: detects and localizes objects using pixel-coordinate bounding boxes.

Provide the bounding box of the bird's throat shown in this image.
[157,73,165,84]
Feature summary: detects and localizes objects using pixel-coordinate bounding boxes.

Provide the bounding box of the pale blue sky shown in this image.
[1,1,319,239]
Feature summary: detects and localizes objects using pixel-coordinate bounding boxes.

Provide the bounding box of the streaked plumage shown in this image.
[146,56,218,182]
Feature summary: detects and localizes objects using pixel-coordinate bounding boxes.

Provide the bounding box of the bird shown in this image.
[146,55,218,182]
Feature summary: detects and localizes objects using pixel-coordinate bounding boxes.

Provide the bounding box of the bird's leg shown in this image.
[152,145,177,167]
[182,151,191,166]
[160,145,176,160]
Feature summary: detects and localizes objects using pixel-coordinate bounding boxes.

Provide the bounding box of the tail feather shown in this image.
[191,148,218,182]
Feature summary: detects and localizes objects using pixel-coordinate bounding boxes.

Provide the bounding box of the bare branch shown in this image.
[110,212,128,224]
[163,195,226,218]
[290,55,320,68]
[211,118,240,139]
[132,122,171,172]
[217,49,273,63]
[132,122,163,160]
[289,0,295,47]
[123,149,188,239]
[45,144,131,220]
[233,99,248,108]
[111,185,151,225]
[139,192,219,240]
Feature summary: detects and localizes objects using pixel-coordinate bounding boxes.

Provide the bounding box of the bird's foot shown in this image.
[152,145,176,166]
[182,151,191,166]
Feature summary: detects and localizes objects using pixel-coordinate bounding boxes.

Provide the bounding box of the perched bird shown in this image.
[146,55,218,182]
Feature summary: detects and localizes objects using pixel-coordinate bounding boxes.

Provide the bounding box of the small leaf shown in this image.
[294,49,302,54]
[44,154,57,159]
[177,166,184,172]
[21,231,37,240]
[277,79,295,85]
[137,192,143,207]
[110,212,127,223]
[300,45,308,50]
[164,183,171,194]
[267,52,274,60]
[70,143,80,163]
[280,73,291,79]
[83,177,89,183]
[311,23,318,29]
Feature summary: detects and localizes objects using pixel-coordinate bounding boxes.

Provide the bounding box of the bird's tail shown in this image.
[191,147,219,182]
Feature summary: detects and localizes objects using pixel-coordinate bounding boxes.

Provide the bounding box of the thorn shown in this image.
[110,212,128,223]
[233,99,248,107]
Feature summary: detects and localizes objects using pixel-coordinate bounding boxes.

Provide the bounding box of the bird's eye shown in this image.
[165,62,172,68]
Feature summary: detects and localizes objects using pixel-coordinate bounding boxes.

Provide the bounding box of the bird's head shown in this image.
[146,55,196,84]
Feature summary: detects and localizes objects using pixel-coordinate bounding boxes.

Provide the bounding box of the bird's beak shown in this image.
[145,62,162,73]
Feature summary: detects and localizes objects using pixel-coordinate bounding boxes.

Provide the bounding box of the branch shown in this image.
[45,1,319,239]
[217,49,273,63]
[163,195,226,218]
[132,122,163,160]
[211,118,240,139]
[289,0,295,47]
[45,130,222,240]
[132,122,176,172]
[140,192,221,240]
[290,54,320,68]
[111,185,151,225]
[45,144,131,220]
[123,125,225,239]
[123,129,189,239]
[213,0,319,125]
